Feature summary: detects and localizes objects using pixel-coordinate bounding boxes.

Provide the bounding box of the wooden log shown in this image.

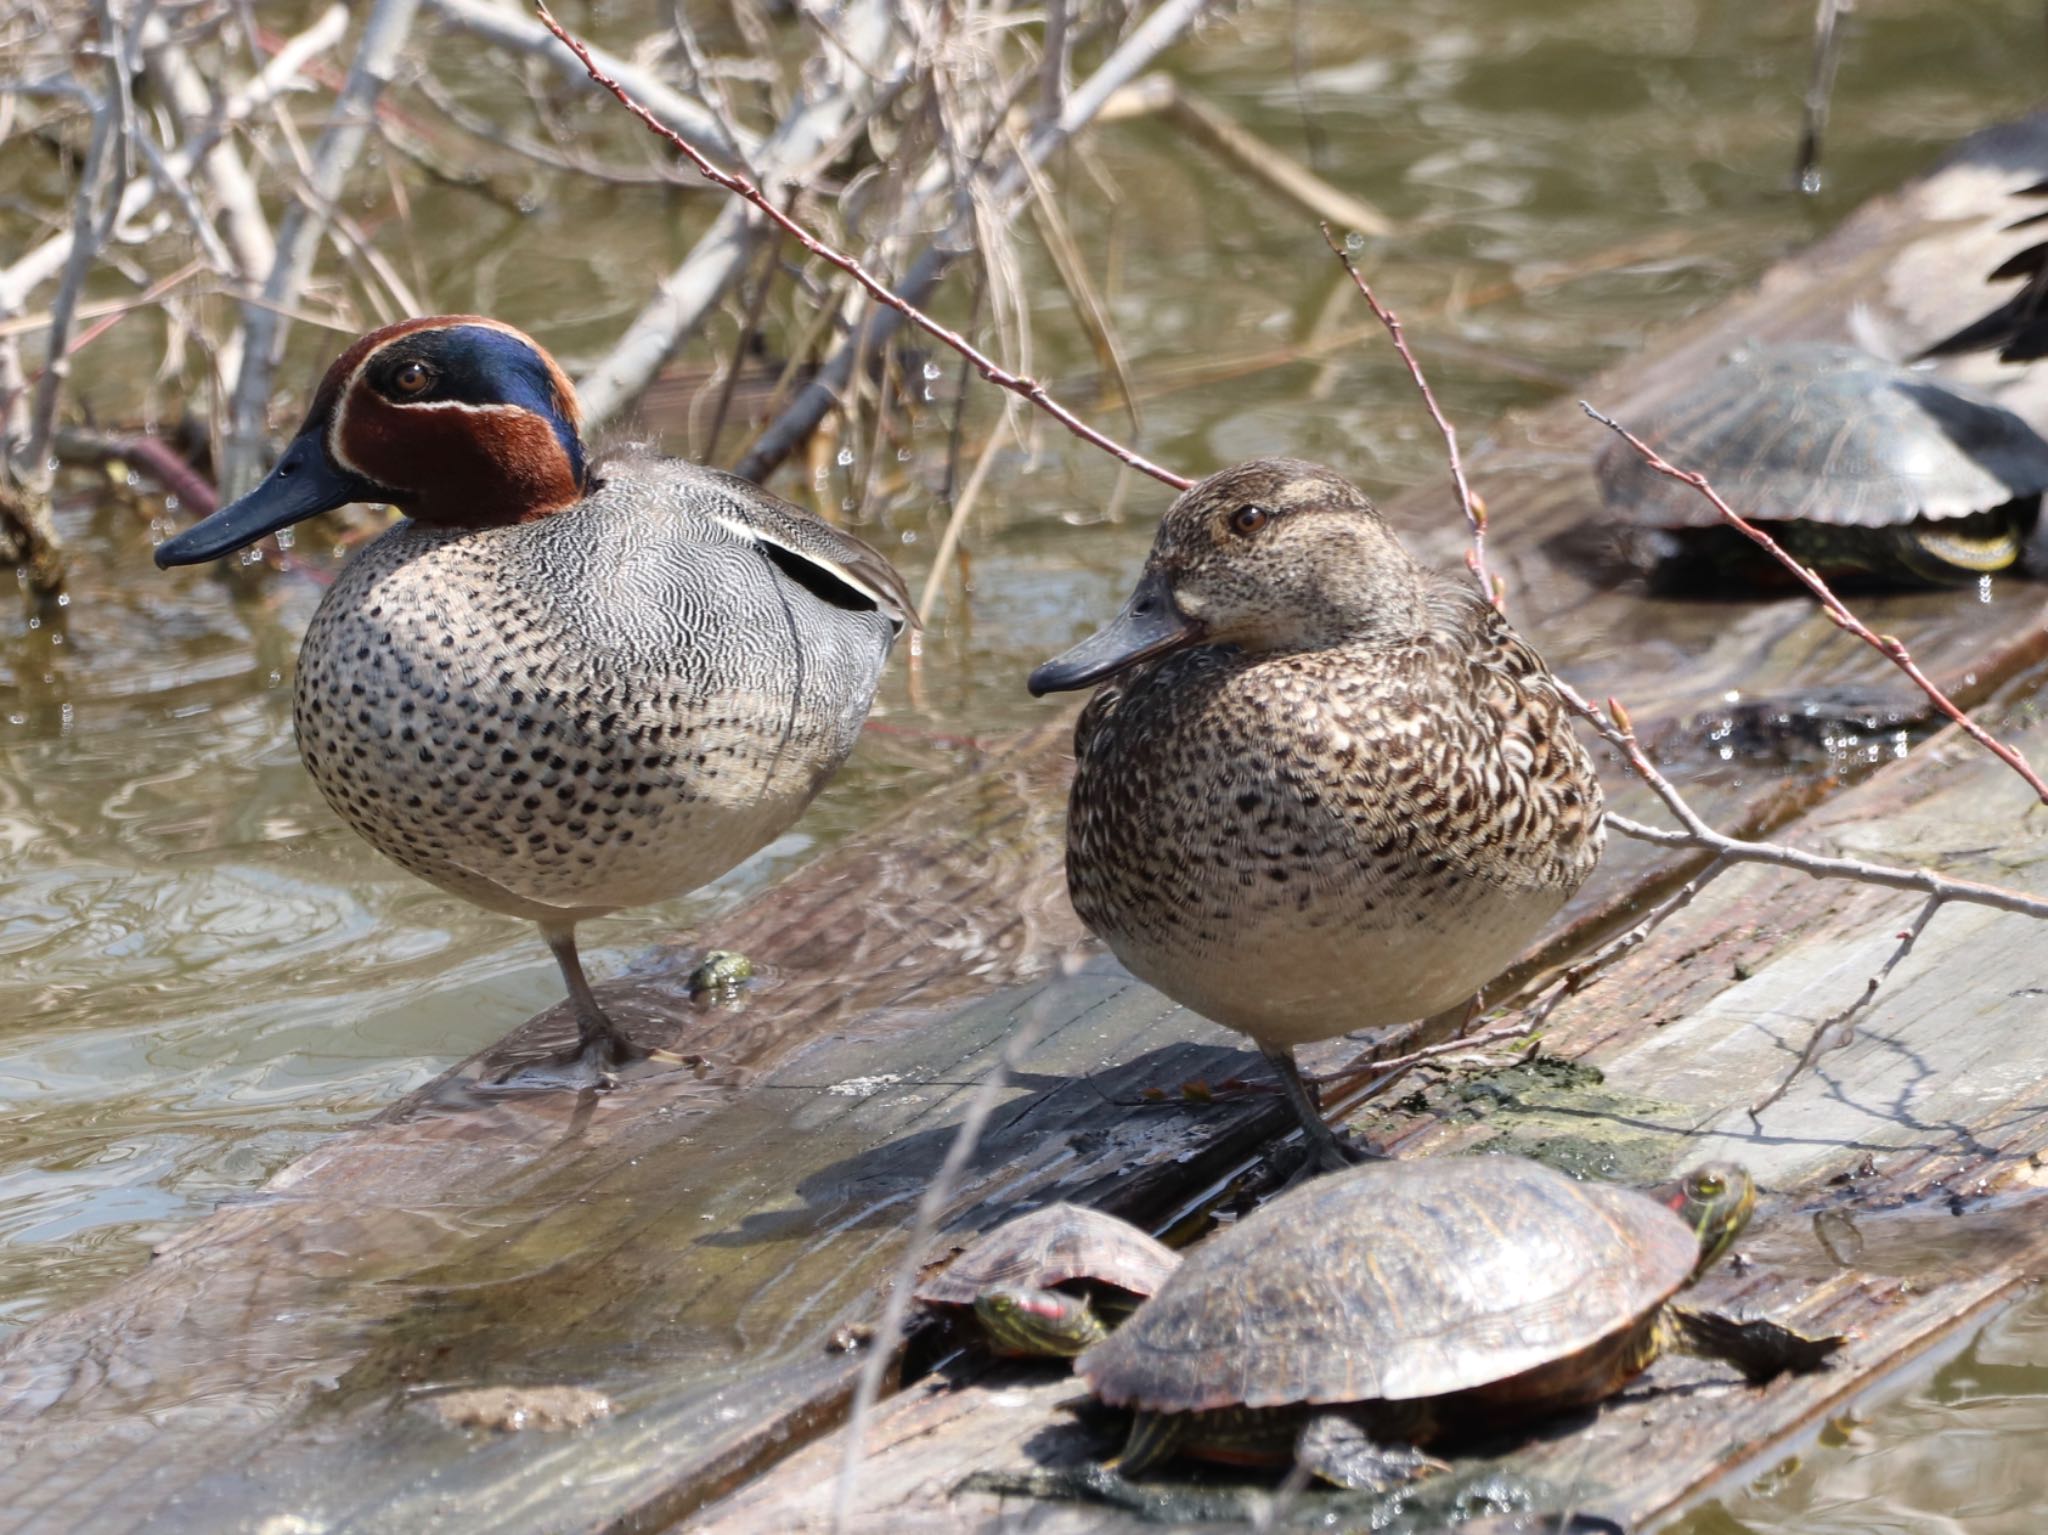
[6,112,2048,1535]
[689,700,2048,1534]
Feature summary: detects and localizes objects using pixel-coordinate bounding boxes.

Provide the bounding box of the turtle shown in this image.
[1073,1155,1843,1490]
[1591,342,2048,589]
[914,1203,1180,1359]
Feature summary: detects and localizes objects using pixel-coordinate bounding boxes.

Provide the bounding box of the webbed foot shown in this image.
[1294,1413,1446,1492]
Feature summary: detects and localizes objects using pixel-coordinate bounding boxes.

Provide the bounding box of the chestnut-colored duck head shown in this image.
[156,316,589,567]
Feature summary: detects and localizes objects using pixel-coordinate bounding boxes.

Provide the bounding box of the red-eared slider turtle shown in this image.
[1074,1156,1840,1489]
[1592,343,2048,589]
[915,1203,1179,1358]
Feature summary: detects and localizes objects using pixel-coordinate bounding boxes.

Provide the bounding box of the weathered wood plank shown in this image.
[7,114,2048,1535]
[688,696,2048,1533]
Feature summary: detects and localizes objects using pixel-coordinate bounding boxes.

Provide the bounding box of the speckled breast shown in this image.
[1064,638,1602,1045]
[291,474,894,924]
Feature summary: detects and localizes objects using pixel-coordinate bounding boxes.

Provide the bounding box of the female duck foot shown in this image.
[484,1012,647,1092]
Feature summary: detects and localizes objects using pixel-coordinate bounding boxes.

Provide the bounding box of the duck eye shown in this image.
[1691,1172,1724,1198]
[391,360,435,397]
[1230,505,1270,536]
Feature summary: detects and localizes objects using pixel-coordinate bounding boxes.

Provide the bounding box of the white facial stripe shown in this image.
[326,318,540,477]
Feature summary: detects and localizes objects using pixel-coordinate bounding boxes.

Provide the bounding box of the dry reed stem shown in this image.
[536,1,1194,491]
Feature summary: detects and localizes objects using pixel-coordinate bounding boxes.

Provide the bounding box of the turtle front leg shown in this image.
[1667,1303,1845,1383]
[1294,1412,1446,1493]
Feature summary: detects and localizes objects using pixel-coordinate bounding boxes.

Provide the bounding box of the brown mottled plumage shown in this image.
[1028,460,1604,1169]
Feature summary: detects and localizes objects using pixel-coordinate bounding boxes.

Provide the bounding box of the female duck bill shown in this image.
[1026,570,1202,696]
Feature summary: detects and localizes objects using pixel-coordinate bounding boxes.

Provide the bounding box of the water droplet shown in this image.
[276,528,296,550]
[164,495,180,512]
[922,361,943,381]
[835,447,855,467]
[1344,232,1365,253]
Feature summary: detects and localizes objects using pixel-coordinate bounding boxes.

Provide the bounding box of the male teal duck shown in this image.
[157,316,911,1080]
[1029,460,1604,1171]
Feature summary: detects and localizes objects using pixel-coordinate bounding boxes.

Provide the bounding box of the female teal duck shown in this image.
[1029,460,1603,1170]
[157,316,911,1080]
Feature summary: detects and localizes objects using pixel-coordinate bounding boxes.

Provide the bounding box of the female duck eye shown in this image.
[1230,505,1270,536]
[392,361,435,396]
[1691,1173,1724,1198]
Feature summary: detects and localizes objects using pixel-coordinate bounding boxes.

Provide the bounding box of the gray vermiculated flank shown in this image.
[292,455,899,926]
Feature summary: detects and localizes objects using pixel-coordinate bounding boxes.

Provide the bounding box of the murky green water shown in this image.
[3,0,2045,1522]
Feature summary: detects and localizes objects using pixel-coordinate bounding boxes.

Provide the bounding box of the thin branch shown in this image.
[1319,223,1498,607]
[536,1,1195,490]
[1581,401,2048,806]
[219,0,421,499]
[1751,894,1941,1116]
[1603,813,2048,918]
[829,959,1078,1535]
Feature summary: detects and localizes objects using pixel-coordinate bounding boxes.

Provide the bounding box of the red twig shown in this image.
[1319,223,1500,609]
[533,3,1193,492]
[1582,402,2048,807]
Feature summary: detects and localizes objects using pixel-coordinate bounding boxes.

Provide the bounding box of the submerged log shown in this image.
[5,112,2048,1535]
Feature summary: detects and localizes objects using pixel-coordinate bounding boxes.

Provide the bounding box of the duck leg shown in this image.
[1261,1045,1380,1173]
[541,921,645,1071]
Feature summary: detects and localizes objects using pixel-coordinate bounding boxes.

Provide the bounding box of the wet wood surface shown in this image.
[6,114,2048,1535]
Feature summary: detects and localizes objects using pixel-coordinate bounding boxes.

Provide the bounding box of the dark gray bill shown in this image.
[1027,569,1202,695]
[154,431,374,567]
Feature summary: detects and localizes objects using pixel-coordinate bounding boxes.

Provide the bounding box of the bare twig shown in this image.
[1309,229,2048,1114]
[1581,402,2048,807]
[537,1,1198,488]
[830,959,1079,1535]
[734,0,1217,481]
[220,0,421,499]
[424,0,755,161]
[0,5,348,321]
[566,0,903,431]
[25,2,132,485]
[1795,0,1852,195]
[1751,894,1942,1116]
[1514,855,1734,1033]
[1320,1017,1546,1095]
[1319,223,1498,606]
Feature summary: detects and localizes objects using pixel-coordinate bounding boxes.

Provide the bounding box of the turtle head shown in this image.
[971,1284,1109,1359]
[1668,1162,1757,1277]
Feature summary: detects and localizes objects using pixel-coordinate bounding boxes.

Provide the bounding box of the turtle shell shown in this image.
[1077,1156,1698,1414]
[914,1203,1179,1308]
[1593,343,2048,530]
